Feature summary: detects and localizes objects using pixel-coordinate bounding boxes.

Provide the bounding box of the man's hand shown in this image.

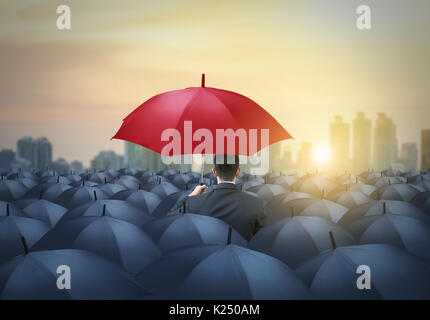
[189,184,207,197]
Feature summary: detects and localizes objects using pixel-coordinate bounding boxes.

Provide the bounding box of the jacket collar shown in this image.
[212,182,240,190]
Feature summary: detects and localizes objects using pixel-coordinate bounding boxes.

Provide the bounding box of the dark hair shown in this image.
[213,154,240,181]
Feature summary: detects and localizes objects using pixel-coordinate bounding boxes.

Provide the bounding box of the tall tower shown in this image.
[400,143,418,173]
[296,142,313,173]
[125,142,144,169]
[352,112,371,173]
[373,113,397,171]
[330,116,350,172]
[34,137,52,171]
[421,130,430,172]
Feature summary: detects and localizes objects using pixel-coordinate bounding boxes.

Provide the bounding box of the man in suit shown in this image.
[177,154,265,241]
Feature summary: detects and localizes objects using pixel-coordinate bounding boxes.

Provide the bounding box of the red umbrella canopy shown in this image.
[112,75,292,156]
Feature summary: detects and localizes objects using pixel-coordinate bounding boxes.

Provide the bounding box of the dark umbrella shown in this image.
[380,184,424,201]
[23,183,72,202]
[264,192,313,225]
[55,186,109,209]
[329,183,377,199]
[410,191,430,213]
[157,169,179,180]
[70,180,98,187]
[0,216,50,263]
[118,168,140,176]
[40,175,71,185]
[0,180,28,202]
[20,199,67,227]
[151,190,191,218]
[85,172,111,184]
[339,200,429,225]
[37,170,58,178]
[371,176,406,188]
[291,176,337,197]
[32,216,161,273]
[171,174,198,190]
[143,182,181,199]
[103,169,120,179]
[64,174,82,182]
[242,180,264,191]
[270,175,298,188]
[14,177,39,189]
[137,244,311,299]
[247,184,288,203]
[116,175,144,190]
[143,213,247,252]
[412,180,430,191]
[59,199,151,227]
[328,190,373,209]
[0,201,25,217]
[96,183,127,197]
[294,244,430,299]
[0,248,149,299]
[111,189,162,215]
[353,214,430,262]
[287,198,349,223]
[249,216,355,267]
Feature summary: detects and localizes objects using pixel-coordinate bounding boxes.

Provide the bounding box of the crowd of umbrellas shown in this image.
[1,167,430,299]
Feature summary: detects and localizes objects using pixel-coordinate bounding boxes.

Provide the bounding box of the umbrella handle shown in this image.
[200,154,205,185]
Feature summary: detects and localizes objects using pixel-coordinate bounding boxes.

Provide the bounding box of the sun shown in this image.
[313,146,330,164]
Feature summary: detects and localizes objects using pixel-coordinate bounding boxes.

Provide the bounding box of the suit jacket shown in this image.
[174,183,265,241]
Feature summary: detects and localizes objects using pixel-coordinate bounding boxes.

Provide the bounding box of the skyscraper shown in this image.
[373,113,398,171]
[17,136,52,171]
[125,142,145,169]
[269,142,282,173]
[330,116,350,172]
[296,142,313,173]
[17,137,34,164]
[0,149,15,172]
[421,130,430,172]
[90,151,124,171]
[34,137,52,171]
[352,112,371,173]
[281,145,293,171]
[142,147,167,172]
[51,158,70,174]
[70,160,84,173]
[400,143,418,173]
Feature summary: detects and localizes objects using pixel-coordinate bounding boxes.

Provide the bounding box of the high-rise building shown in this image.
[142,147,167,172]
[90,151,124,171]
[330,116,350,172]
[51,158,70,174]
[0,149,15,172]
[17,137,34,164]
[17,136,52,171]
[281,145,293,171]
[34,137,52,171]
[400,143,418,173]
[70,160,84,174]
[421,130,430,172]
[296,142,313,173]
[269,142,282,173]
[352,112,371,173]
[373,113,398,171]
[125,142,144,169]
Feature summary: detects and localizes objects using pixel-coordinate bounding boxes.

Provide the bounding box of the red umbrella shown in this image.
[112,74,292,156]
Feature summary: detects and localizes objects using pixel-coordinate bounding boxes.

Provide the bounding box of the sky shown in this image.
[0,0,429,167]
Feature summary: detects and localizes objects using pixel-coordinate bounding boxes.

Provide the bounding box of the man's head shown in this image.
[213,154,240,183]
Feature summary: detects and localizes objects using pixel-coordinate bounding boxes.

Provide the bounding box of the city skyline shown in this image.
[1,110,429,174]
[1,0,430,167]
